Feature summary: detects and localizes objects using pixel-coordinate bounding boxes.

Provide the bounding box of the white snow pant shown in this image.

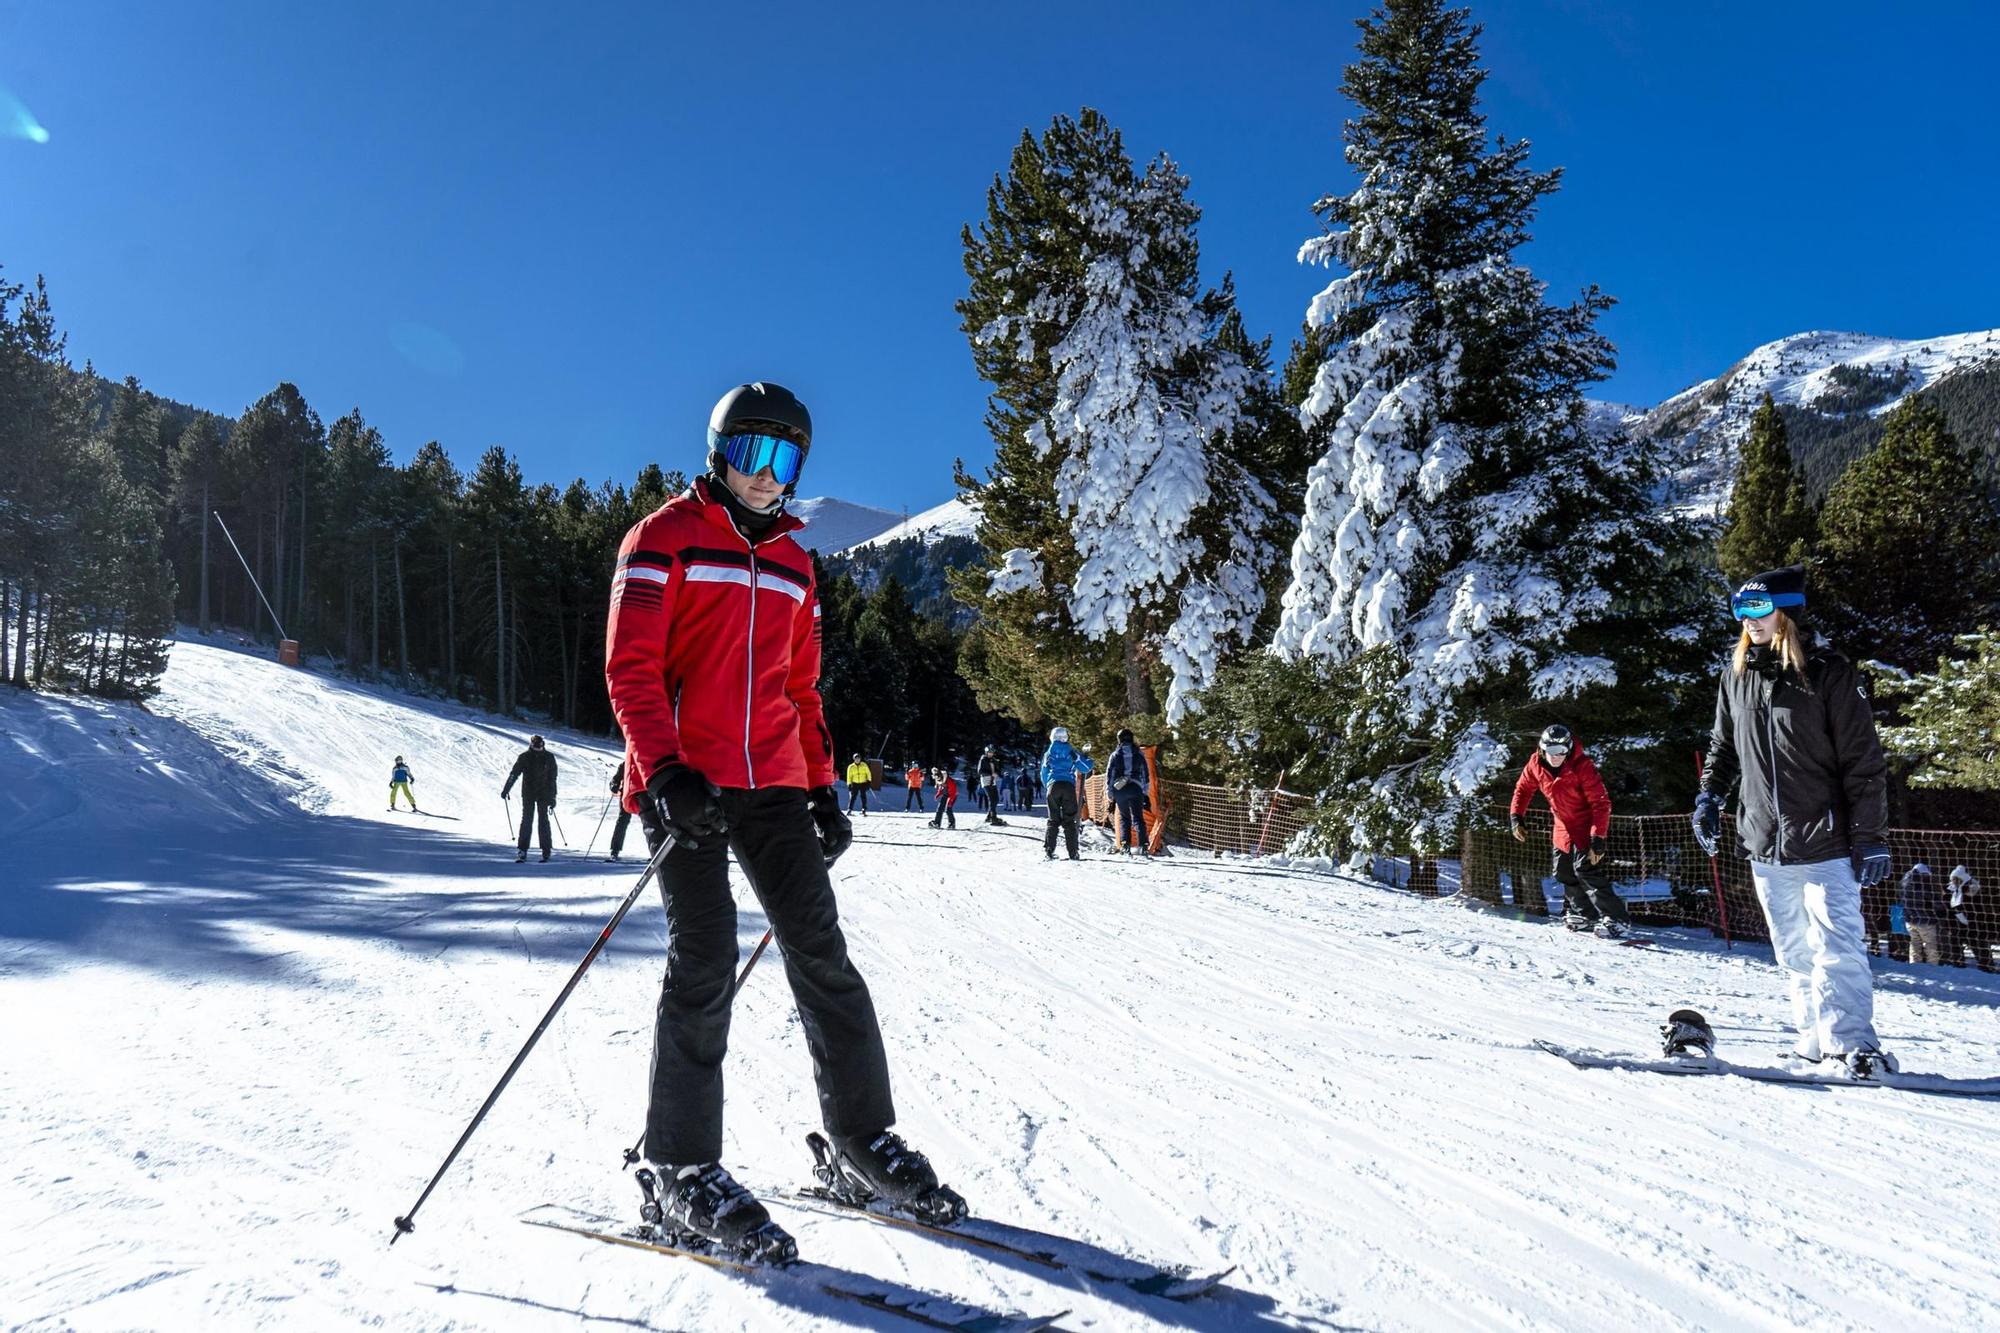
[1751,858,1879,1056]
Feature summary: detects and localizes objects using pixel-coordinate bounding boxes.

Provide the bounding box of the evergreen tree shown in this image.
[1873,630,2000,791]
[954,108,1275,731]
[1263,0,1713,852]
[1816,398,2000,669]
[1716,393,1815,584]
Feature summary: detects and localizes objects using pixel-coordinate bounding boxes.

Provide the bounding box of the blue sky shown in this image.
[4,1,1996,514]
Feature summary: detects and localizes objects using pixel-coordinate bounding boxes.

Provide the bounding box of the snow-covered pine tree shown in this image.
[1716,393,1815,585]
[1268,0,1714,852]
[954,109,1276,730]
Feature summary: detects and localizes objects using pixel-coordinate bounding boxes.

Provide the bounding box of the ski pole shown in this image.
[553,809,569,848]
[502,796,514,843]
[391,831,679,1246]
[620,925,775,1170]
[584,791,615,858]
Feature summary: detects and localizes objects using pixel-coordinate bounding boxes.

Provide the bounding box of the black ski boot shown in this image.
[808,1130,968,1225]
[1841,1048,1899,1080]
[636,1164,798,1263]
[1660,1008,1715,1059]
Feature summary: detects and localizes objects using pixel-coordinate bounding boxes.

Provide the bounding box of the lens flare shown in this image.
[1,85,48,144]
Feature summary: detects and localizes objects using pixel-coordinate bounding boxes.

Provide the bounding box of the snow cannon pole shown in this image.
[1253,768,1288,858]
[1697,752,1733,951]
[211,510,290,648]
[583,790,615,857]
[621,925,775,1170]
[390,832,680,1246]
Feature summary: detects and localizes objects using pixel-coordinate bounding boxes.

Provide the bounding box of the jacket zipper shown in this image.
[1765,676,1784,862]
[743,538,759,789]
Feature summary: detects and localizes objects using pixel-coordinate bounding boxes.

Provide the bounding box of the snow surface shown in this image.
[785,497,908,554]
[7,638,2000,1331]
[848,498,980,553]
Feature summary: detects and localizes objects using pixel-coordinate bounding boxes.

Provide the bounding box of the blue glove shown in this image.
[1855,844,1891,887]
[1692,793,1722,856]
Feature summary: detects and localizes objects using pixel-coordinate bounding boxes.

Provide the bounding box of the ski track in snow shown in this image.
[4,634,1999,1331]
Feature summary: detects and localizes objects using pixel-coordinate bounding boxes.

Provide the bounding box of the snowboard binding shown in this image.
[807,1130,969,1226]
[1660,1008,1715,1060]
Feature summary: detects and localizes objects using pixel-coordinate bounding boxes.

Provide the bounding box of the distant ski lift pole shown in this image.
[211,510,298,665]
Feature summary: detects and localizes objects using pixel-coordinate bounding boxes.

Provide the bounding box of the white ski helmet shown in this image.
[1049,726,1069,743]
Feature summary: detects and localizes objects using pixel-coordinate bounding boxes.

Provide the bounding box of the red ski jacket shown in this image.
[1509,749,1611,853]
[604,479,836,808]
[940,777,958,805]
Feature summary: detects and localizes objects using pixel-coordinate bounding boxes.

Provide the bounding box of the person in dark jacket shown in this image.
[1898,862,1949,965]
[975,746,1005,825]
[502,736,558,862]
[603,381,961,1259]
[607,759,635,861]
[1949,865,1994,971]
[1694,567,1893,1074]
[1105,729,1152,856]
[1509,723,1631,934]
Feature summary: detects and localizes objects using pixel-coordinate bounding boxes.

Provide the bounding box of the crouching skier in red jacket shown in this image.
[1510,723,1634,938]
[604,382,966,1262]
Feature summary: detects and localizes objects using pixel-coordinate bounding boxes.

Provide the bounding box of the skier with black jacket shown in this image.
[501,736,558,862]
[1694,567,1894,1076]
[975,747,1006,825]
[604,381,964,1262]
[1105,729,1151,855]
[606,759,635,861]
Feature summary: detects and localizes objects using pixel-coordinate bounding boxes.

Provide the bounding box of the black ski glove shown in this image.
[1510,815,1526,843]
[808,785,853,866]
[647,764,726,849]
[1692,793,1721,857]
[1589,834,1607,864]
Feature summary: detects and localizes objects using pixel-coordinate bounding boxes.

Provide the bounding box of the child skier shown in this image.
[1509,723,1631,934]
[388,756,418,812]
[928,768,958,829]
[604,380,963,1262]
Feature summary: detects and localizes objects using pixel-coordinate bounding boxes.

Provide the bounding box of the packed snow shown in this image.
[6,636,2000,1331]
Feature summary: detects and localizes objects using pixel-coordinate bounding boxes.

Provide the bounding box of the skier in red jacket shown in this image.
[1509,723,1633,937]
[604,382,964,1261]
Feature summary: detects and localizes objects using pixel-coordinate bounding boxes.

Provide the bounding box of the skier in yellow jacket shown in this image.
[844,755,874,816]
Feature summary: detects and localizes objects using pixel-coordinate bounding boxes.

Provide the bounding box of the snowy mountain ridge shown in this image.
[1615,326,2000,511]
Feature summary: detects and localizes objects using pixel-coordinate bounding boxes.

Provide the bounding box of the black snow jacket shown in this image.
[1106,742,1149,793]
[504,747,559,803]
[609,761,626,796]
[1700,645,1887,865]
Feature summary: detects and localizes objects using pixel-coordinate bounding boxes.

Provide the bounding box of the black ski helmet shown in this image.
[1538,723,1573,755]
[707,382,813,497]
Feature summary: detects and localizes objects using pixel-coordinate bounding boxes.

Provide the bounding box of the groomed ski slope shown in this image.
[4,636,2000,1332]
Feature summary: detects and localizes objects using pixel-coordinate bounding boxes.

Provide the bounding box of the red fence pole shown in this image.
[1253,769,1289,858]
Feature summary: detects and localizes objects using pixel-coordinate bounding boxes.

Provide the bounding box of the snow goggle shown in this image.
[1540,743,1571,759]
[1730,590,1804,620]
[713,431,806,486]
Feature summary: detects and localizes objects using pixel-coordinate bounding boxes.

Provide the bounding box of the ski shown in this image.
[1534,1039,2000,1097]
[763,1185,1235,1301]
[521,1204,1068,1333]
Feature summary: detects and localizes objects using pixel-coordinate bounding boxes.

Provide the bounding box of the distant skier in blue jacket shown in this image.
[1040,728,1092,861]
[1105,729,1151,856]
[388,756,418,812]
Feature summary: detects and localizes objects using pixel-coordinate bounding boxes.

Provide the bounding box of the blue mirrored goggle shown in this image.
[714,431,805,486]
[1730,590,1804,620]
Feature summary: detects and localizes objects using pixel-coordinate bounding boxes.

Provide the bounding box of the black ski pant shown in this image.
[516,799,553,854]
[1045,781,1080,859]
[608,808,634,857]
[846,784,869,814]
[904,787,924,811]
[930,799,955,829]
[639,785,895,1167]
[982,782,1001,822]
[1553,847,1629,922]
[1114,788,1149,851]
